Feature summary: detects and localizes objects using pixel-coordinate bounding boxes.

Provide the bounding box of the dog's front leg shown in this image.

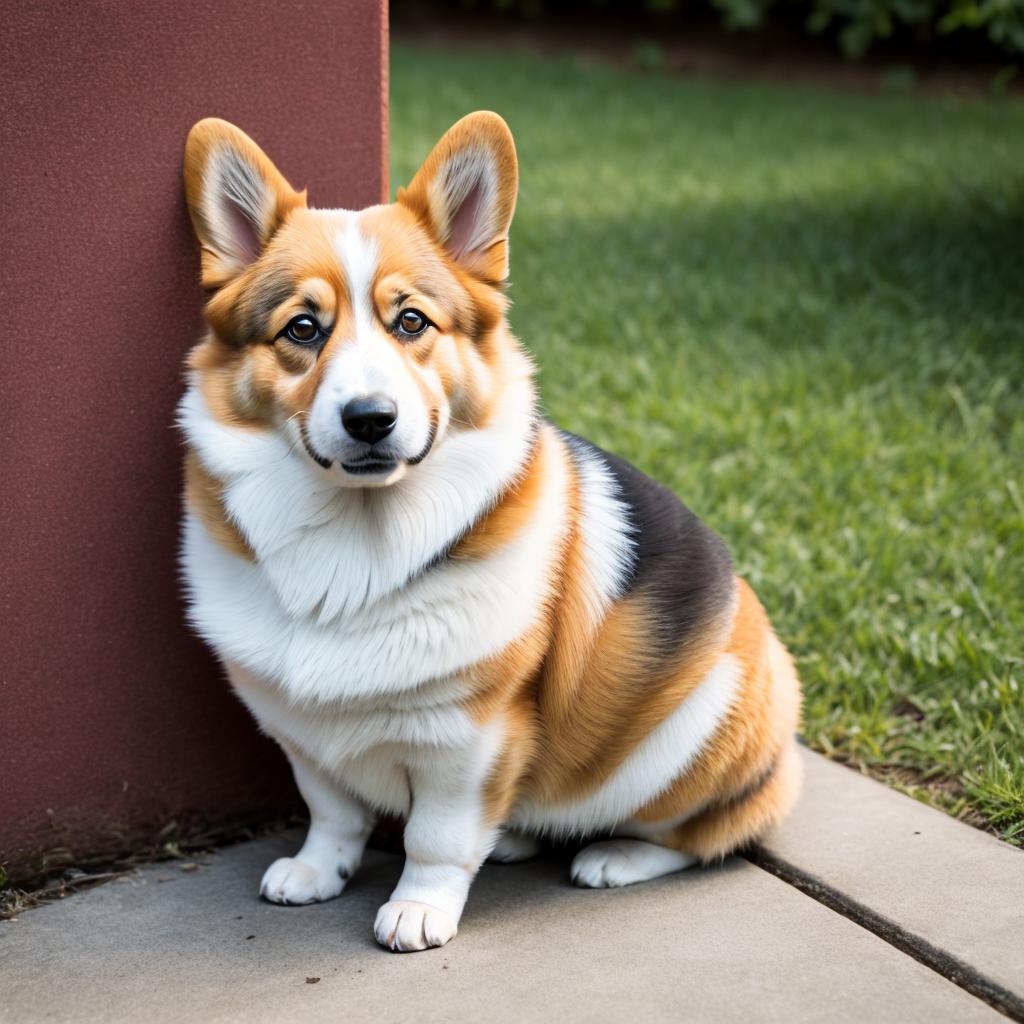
[260,745,374,906]
[374,734,502,952]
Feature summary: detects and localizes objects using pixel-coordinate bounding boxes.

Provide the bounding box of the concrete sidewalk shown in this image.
[4,750,1021,1024]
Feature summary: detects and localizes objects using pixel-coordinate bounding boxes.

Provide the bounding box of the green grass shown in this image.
[389,45,1024,842]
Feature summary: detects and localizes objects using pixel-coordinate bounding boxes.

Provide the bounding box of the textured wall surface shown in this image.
[0,0,388,879]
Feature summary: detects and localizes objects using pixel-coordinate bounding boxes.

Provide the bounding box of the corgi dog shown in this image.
[179,112,802,952]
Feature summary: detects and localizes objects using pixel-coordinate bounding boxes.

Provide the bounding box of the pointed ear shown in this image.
[183,118,306,289]
[398,111,518,284]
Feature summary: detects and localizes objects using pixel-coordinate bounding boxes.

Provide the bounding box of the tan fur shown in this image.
[629,582,803,860]
[449,426,546,561]
[183,450,252,561]
[523,586,736,805]
[183,119,307,291]
[398,113,518,286]
[662,736,804,861]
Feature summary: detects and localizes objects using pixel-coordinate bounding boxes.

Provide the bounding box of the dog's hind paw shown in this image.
[488,830,541,863]
[570,839,697,888]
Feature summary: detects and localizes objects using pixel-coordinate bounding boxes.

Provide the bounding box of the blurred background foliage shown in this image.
[438,0,1024,58]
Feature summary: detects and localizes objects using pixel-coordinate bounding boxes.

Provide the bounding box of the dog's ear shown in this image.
[398,111,518,285]
[183,119,306,289]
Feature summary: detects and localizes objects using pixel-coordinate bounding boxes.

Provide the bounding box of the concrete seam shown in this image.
[746,846,1024,1023]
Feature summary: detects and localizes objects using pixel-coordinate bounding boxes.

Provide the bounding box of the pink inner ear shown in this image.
[447,175,486,259]
[223,197,262,266]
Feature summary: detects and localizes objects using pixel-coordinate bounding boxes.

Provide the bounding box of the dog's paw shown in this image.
[374,899,458,952]
[570,839,697,889]
[259,856,348,905]
[488,830,541,864]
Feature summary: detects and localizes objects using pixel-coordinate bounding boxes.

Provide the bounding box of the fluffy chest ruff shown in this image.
[181,363,551,792]
[180,370,558,710]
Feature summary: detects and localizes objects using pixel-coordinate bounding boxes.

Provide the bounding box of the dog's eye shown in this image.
[282,315,323,346]
[395,308,430,339]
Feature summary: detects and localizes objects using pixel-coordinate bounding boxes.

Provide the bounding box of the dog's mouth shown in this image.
[341,456,399,475]
[303,410,439,476]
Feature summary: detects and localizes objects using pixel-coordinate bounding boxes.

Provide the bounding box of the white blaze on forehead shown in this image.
[304,212,432,466]
[336,215,379,335]
[323,215,388,397]
[326,215,409,394]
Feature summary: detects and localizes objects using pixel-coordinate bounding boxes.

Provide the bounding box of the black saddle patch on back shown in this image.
[561,429,734,660]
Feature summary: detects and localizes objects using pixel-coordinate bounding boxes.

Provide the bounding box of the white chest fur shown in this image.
[179,378,567,797]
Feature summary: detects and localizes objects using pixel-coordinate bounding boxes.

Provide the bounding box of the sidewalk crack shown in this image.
[746,846,1024,1023]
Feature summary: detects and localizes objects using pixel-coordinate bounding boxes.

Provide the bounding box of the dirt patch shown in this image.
[0,812,299,920]
[0,869,127,921]
[1,811,408,921]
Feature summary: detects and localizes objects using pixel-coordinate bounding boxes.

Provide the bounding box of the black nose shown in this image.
[341,393,398,445]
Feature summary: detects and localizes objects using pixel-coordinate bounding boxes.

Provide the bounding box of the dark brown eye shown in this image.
[283,315,323,345]
[395,308,429,338]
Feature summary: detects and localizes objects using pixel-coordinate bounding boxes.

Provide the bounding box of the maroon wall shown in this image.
[1,1,388,880]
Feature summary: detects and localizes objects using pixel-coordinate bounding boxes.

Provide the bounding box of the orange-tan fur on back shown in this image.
[178,112,803,952]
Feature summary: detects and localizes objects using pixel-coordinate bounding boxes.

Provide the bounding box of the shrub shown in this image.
[711,0,1024,58]
[439,0,1024,58]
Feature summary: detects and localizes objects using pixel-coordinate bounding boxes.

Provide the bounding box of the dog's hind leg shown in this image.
[488,829,542,864]
[570,738,803,887]
[567,748,794,888]
[260,746,375,905]
[570,839,697,888]
[655,738,803,866]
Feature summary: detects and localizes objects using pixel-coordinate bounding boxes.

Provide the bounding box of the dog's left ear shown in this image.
[398,111,518,285]
[183,118,306,289]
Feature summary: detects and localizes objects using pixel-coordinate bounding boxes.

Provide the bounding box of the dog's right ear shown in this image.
[398,111,518,285]
[183,119,306,289]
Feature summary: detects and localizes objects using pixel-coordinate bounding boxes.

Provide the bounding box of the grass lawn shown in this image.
[390,44,1024,843]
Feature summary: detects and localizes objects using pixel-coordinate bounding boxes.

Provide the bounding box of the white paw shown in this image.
[570,840,697,889]
[374,900,458,952]
[488,831,542,864]
[259,856,348,905]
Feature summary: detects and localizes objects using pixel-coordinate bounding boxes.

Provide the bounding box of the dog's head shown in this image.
[183,112,524,488]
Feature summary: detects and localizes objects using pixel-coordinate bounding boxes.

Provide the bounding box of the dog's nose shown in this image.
[341,394,398,445]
